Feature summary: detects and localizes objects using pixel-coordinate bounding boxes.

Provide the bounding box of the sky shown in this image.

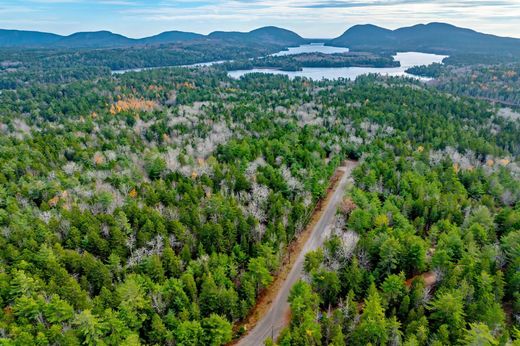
[1,0,519,39]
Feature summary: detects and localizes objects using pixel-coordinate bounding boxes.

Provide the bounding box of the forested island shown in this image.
[405,63,444,78]
[220,52,399,72]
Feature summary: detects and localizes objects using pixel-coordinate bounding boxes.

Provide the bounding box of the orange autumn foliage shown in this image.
[178,82,195,90]
[505,70,517,78]
[148,85,163,91]
[340,197,357,215]
[109,97,158,115]
[48,195,60,207]
[94,153,105,165]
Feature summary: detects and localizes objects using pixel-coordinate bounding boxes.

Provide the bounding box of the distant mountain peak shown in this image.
[208,26,305,46]
[0,28,62,47]
[329,22,520,56]
[250,26,294,33]
[140,31,204,45]
[54,30,135,48]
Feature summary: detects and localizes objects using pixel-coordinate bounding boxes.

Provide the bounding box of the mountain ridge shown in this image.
[0,26,305,49]
[0,29,62,47]
[1,23,520,56]
[329,22,520,55]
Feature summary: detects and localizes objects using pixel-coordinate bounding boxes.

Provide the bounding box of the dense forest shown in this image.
[404,60,520,108]
[276,131,520,345]
[0,40,281,88]
[0,48,518,346]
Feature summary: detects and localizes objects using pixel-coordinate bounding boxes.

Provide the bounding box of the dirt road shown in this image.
[237,160,358,345]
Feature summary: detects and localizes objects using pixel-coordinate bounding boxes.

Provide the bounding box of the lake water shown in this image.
[271,43,349,56]
[228,51,448,81]
[112,43,350,74]
[112,44,448,80]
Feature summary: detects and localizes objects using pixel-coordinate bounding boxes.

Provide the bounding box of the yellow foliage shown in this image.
[110,97,158,115]
[191,171,198,179]
[179,82,195,90]
[48,196,60,207]
[417,145,424,153]
[498,159,510,166]
[129,189,138,198]
[374,214,389,227]
[453,163,460,173]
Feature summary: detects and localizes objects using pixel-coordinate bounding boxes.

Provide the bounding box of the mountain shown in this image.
[1,23,519,55]
[0,26,305,48]
[139,31,204,45]
[249,26,306,46]
[330,22,520,56]
[54,31,136,48]
[331,24,394,47]
[0,29,62,47]
[208,26,306,46]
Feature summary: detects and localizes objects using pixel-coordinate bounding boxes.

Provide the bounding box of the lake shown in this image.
[271,43,349,56]
[112,44,448,80]
[228,50,448,81]
[112,43,350,74]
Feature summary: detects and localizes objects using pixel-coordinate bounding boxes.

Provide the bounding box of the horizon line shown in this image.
[2,21,519,41]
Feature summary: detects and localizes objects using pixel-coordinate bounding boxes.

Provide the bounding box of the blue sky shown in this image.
[1,0,519,38]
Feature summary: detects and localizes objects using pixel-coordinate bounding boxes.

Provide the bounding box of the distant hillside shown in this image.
[330,22,520,56]
[249,26,307,46]
[208,26,306,46]
[140,31,204,45]
[0,29,62,47]
[54,31,136,48]
[0,26,305,49]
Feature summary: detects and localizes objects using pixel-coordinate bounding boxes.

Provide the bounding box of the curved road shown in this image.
[238,160,358,345]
